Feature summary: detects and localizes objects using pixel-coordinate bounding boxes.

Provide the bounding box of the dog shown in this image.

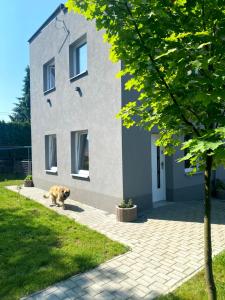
[43,185,70,209]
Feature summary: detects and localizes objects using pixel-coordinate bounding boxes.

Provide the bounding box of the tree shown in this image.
[9,66,30,123]
[66,1,225,299]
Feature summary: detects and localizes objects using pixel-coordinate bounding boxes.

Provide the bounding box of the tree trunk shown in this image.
[204,155,217,300]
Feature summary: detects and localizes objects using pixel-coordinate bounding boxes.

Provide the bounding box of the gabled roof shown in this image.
[28,3,67,43]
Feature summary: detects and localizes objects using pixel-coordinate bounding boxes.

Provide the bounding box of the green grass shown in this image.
[157,253,225,300]
[0,178,128,300]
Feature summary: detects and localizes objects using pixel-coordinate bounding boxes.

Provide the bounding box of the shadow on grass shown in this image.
[0,206,101,300]
[156,294,182,300]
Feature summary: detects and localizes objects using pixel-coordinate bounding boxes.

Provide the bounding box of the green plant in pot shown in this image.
[24,174,34,187]
[116,198,137,222]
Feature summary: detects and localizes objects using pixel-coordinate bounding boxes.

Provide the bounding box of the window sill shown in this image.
[71,173,90,181]
[70,70,88,82]
[44,87,56,95]
[45,169,58,175]
[185,169,203,175]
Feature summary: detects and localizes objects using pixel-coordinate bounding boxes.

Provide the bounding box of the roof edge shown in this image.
[28,4,67,43]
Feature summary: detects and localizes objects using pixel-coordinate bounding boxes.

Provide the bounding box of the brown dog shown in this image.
[43,185,70,209]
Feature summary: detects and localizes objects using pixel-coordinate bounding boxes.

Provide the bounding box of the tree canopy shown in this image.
[9,66,30,123]
[66,0,225,172]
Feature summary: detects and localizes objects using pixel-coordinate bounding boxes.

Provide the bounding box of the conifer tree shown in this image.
[9,66,30,123]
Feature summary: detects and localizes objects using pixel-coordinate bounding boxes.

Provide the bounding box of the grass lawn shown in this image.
[157,252,225,300]
[0,177,128,300]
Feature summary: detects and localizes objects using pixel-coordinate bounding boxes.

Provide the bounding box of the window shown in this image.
[45,134,57,172]
[184,156,192,172]
[184,135,201,173]
[70,37,87,78]
[43,59,55,92]
[71,131,89,178]
[184,135,192,173]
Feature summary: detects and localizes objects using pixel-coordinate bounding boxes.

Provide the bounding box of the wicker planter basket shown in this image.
[116,205,137,222]
[24,180,34,187]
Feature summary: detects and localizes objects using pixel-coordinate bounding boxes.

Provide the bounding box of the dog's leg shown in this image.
[61,201,65,210]
[58,199,65,209]
[56,195,62,207]
[51,195,57,206]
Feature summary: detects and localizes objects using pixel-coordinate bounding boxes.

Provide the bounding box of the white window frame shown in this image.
[71,131,89,178]
[45,134,57,173]
[47,64,55,90]
[44,59,55,92]
[70,36,87,79]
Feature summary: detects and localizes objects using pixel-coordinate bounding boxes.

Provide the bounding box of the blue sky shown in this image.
[0,0,63,121]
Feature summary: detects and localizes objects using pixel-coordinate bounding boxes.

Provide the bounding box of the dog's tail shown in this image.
[43,192,49,199]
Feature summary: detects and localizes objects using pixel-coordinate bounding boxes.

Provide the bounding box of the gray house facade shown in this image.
[29,4,206,213]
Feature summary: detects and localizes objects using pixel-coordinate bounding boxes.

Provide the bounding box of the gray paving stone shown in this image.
[45,294,61,300]
[11,186,225,300]
[65,289,77,298]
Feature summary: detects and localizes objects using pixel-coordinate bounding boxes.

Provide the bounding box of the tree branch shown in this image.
[187,107,203,125]
[123,1,201,137]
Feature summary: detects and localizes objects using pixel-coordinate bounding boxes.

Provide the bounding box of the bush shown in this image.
[119,198,134,208]
[0,121,31,147]
[24,175,32,181]
[0,121,31,161]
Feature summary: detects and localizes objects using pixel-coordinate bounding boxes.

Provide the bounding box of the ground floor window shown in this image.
[184,135,201,173]
[45,134,57,172]
[71,130,89,178]
[184,135,192,173]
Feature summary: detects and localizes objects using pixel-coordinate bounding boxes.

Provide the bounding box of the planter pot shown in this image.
[24,180,34,187]
[116,205,137,222]
[216,190,225,200]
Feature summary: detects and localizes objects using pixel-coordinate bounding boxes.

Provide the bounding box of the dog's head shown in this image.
[62,187,70,200]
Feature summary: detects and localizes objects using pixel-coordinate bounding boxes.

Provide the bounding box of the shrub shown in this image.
[24,175,32,181]
[119,198,134,208]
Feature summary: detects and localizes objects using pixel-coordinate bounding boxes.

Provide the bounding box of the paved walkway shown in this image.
[8,186,225,300]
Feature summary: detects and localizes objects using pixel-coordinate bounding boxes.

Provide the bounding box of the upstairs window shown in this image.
[71,131,89,178]
[43,59,55,92]
[45,134,57,173]
[70,36,87,78]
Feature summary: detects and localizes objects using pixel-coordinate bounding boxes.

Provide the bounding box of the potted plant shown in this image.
[214,179,225,199]
[24,175,34,187]
[116,198,137,222]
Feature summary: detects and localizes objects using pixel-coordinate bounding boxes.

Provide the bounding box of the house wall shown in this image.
[216,166,225,182]
[122,126,152,211]
[121,79,153,211]
[169,150,204,201]
[120,76,204,207]
[30,5,208,215]
[30,9,124,212]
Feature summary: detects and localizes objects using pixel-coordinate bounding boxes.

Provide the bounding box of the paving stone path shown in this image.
[8,186,225,300]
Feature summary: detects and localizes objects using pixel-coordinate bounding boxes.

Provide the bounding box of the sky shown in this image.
[0,0,63,121]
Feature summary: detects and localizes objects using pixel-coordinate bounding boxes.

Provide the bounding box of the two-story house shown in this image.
[29,4,212,213]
